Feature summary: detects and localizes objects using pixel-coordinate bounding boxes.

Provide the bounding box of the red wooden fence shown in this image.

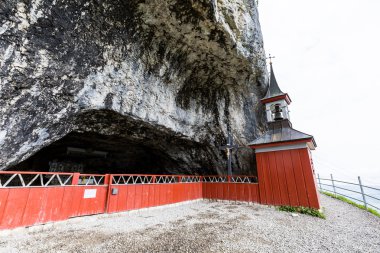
[106,175,203,213]
[202,176,260,202]
[0,172,110,229]
[1,171,300,230]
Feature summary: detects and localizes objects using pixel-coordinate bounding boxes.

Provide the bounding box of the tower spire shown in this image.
[263,61,285,100]
[261,56,292,122]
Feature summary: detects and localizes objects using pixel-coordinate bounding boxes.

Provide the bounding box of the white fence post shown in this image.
[358,176,368,210]
[331,174,337,197]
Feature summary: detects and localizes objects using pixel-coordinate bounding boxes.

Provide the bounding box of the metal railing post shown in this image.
[331,174,337,197]
[358,176,368,210]
[317,173,322,190]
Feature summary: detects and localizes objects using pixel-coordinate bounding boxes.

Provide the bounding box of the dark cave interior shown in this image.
[10,132,185,174]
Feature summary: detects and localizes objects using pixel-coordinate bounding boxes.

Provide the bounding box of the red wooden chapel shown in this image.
[249,62,321,209]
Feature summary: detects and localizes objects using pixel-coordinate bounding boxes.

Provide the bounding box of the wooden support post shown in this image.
[72,173,80,185]
[104,174,112,213]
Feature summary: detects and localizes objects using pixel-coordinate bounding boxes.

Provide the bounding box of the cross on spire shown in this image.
[219,132,239,176]
[267,54,275,64]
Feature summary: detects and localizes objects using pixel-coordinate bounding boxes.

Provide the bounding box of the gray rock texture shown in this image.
[0,0,267,174]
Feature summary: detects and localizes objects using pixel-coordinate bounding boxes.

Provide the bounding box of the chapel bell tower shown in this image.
[249,60,321,209]
[262,62,291,123]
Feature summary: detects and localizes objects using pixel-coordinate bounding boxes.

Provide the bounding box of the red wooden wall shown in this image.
[0,185,108,230]
[256,148,320,209]
[202,183,259,203]
[107,183,202,213]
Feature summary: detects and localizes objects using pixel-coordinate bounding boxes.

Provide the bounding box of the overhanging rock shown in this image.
[0,0,268,174]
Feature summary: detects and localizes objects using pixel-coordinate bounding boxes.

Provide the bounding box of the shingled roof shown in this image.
[248,119,317,148]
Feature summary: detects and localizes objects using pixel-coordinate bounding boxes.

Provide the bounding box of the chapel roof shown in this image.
[248,119,317,148]
[262,63,286,100]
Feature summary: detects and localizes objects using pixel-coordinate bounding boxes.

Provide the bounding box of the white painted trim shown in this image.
[255,143,308,153]
[307,141,316,150]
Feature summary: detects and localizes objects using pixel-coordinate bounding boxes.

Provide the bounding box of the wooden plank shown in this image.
[180,183,184,202]
[148,184,155,207]
[189,183,195,200]
[46,187,66,222]
[60,187,75,220]
[106,187,117,213]
[262,153,273,204]
[141,185,149,208]
[275,151,290,205]
[199,182,203,199]
[116,185,128,212]
[248,184,258,203]
[202,183,209,199]
[290,149,310,207]
[127,185,136,210]
[134,185,143,209]
[229,183,237,201]
[69,186,83,217]
[268,152,281,205]
[282,150,300,207]
[20,188,45,227]
[256,153,267,204]
[172,183,179,203]
[0,188,30,229]
[236,184,245,201]
[165,184,172,205]
[220,183,227,200]
[299,149,321,209]
[0,189,10,225]
[153,184,160,207]
[253,184,260,203]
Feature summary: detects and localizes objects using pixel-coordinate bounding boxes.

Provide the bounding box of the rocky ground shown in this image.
[1,195,379,253]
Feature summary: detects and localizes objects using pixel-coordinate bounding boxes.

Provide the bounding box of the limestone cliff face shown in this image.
[0,0,268,174]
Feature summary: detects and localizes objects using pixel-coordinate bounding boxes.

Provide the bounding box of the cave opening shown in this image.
[11,132,183,174]
[10,110,219,175]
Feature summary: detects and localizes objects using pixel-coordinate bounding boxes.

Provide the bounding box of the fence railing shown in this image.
[317,174,380,211]
[202,175,257,183]
[0,171,261,230]
[0,172,259,188]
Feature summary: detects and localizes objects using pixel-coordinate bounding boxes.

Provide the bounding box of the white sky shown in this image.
[258,0,380,186]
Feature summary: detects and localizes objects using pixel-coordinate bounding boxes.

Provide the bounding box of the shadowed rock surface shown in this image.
[0,0,267,174]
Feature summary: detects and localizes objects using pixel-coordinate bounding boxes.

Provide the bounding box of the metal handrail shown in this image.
[363,185,380,191]
[321,188,365,204]
[317,173,380,211]
[364,194,380,201]
[319,177,380,192]
[333,185,363,195]
[319,178,359,186]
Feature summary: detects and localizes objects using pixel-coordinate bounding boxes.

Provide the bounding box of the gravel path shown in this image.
[1,195,379,253]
